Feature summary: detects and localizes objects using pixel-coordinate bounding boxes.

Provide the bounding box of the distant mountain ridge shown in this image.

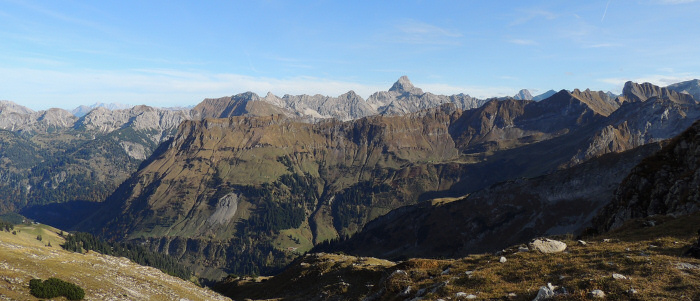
[72,102,133,117]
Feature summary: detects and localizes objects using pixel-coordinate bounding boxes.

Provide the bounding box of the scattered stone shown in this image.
[466,294,477,299]
[643,220,656,227]
[401,286,412,296]
[456,292,468,297]
[603,239,611,243]
[577,240,587,246]
[590,290,605,298]
[507,292,517,298]
[518,246,530,252]
[675,262,700,270]
[533,283,555,301]
[628,288,638,295]
[442,267,451,275]
[612,273,627,280]
[499,256,507,263]
[465,270,473,277]
[528,238,567,253]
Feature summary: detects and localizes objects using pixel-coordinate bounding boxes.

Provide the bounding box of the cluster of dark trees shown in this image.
[29,278,85,300]
[331,181,392,230]
[0,220,13,232]
[62,232,192,280]
[237,172,316,234]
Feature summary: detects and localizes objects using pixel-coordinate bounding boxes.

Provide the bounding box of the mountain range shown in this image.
[2,76,700,284]
[71,79,700,279]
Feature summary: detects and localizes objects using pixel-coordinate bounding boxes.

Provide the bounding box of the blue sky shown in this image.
[1,0,699,110]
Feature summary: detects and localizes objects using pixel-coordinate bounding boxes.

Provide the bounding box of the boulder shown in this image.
[532,283,555,301]
[528,238,567,253]
[590,290,605,298]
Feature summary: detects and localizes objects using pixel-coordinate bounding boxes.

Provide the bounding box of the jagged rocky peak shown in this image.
[513,89,533,100]
[667,79,700,102]
[621,81,695,104]
[389,76,424,94]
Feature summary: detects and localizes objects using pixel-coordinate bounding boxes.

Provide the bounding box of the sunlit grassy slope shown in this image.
[0,223,230,301]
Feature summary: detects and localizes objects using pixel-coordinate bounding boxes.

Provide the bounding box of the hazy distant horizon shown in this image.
[2,1,699,110]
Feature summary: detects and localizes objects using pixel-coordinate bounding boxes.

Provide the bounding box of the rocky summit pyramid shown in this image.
[388,75,424,94]
[513,89,533,100]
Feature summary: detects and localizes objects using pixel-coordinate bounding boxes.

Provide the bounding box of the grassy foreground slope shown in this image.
[217,213,700,300]
[0,223,229,301]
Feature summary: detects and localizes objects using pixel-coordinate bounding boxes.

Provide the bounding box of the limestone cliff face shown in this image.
[596,120,700,231]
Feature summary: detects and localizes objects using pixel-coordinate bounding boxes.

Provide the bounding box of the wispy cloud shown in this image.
[508,39,538,46]
[509,9,558,26]
[389,20,463,45]
[584,43,622,48]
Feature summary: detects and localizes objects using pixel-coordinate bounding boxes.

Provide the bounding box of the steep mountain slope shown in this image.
[595,119,700,231]
[319,84,700,260]
[77,81,700,280]
[0,103,192,220]
[0,76,491,221]
[322,142,663,259]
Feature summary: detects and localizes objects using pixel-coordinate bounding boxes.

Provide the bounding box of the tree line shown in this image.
[62,232,193,281]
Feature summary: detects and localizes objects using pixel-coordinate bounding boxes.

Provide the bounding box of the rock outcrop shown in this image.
[596,120,700,231]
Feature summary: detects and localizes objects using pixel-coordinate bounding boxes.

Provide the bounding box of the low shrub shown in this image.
[29,277,85,300]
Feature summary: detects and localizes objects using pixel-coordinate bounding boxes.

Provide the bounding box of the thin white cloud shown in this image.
[585,43,622,48]
[509,39,538,46]
[389,20,463,45]
[509,9,558,26]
